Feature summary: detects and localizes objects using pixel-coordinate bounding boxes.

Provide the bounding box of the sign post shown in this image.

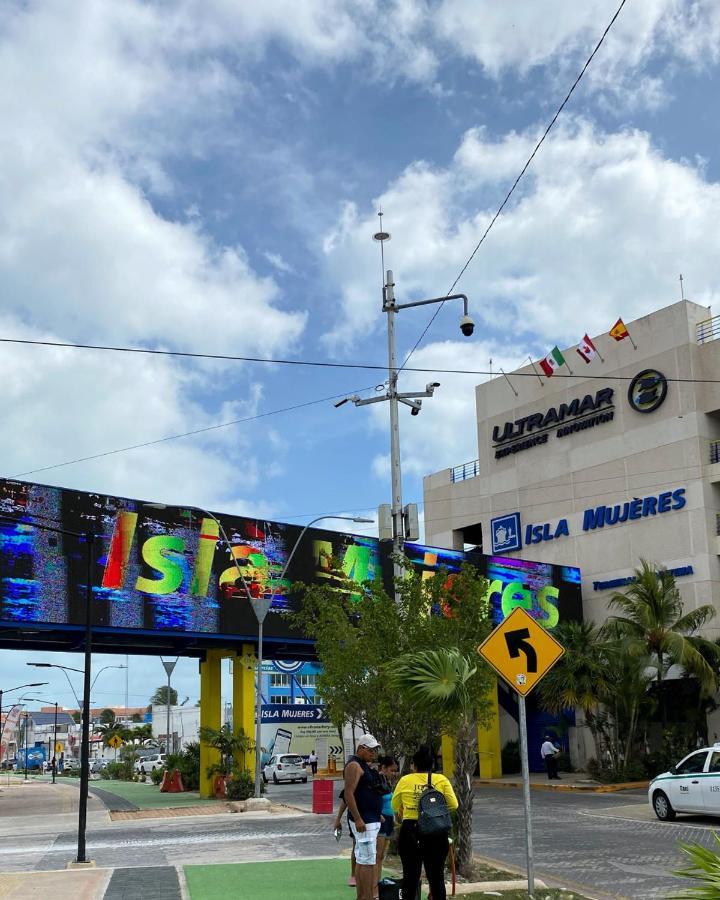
[478,607,565,899]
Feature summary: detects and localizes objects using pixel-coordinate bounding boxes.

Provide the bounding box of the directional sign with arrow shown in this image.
[477,606,564,696]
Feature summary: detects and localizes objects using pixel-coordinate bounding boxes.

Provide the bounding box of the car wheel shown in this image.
[273,773,279,784]
[302,778,307,784]
[262,773,268,784]
[653,790,676,821]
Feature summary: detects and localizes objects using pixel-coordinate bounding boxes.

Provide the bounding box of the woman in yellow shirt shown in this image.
[391,746,458,900]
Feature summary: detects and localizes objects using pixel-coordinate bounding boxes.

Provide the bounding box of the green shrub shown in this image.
[226,769,255,801]
[99,769,111,780]
[151,767,164,786]
[555,751,573,773]
[105,760,131,781]
[166,742,200,792]
[670,831,720,898]
[501,740,520,775]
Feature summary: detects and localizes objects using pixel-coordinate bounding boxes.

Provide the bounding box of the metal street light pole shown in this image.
[251,514,373,798]
[160,658,178,753]
[22,712,28,781]
[3,513,95,866]
[20,696,59,784]
[0,683,48,769]
[337,257,473,596]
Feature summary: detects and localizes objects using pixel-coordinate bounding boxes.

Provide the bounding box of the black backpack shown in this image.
[417,770,452,836]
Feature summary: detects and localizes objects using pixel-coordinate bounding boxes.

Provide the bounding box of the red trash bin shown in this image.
[312,778,334,814]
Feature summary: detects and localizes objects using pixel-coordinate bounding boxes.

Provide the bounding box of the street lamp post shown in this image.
[22,712,29,781]
[0,683,48,769]
[1,513,95,866]
[21,696,59,784]
[338,262,473,594]
[249,514,373,798]
[160,658,178,753]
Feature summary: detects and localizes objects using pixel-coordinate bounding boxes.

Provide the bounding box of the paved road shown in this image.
[1,779,717,897]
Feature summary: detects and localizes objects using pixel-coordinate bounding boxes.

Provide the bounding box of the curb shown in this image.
[475,778,649,793]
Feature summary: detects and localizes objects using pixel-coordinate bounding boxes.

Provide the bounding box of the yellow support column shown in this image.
[441,733,455,778]
[199,649,223,799]
[477,681,502,778]
[233,644,257,775]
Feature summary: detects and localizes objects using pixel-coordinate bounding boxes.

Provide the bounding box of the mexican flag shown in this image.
[540,346,565,377]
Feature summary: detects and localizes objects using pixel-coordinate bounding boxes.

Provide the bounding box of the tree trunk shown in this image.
[452,716,477,878]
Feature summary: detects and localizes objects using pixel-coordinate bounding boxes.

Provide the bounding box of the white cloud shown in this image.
[322,118,720,355]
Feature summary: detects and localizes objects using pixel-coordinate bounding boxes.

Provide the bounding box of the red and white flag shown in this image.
[576,334,598,364]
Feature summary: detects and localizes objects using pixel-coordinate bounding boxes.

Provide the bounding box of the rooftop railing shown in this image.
[711,441,720,465]
[451,459,480,483]
[697,316,720,344]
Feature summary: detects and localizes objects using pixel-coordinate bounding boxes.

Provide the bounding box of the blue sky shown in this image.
[1,0,720,709]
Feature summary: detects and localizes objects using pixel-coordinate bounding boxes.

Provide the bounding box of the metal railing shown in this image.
[716,512,720,537]
[697,316,720,344]
[451,459,480,483]
[711,441,720,464]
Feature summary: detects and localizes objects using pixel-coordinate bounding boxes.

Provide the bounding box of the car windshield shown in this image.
[282,756,304,765]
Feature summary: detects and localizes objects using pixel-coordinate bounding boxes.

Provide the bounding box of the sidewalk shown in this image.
[475,771,648,792]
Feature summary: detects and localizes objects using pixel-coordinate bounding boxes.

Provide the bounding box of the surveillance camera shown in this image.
[459,314,475,337]
[410,406,420,416]
[426,382,441,392]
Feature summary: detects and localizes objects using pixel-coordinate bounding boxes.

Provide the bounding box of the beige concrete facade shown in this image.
[424,299,720,637]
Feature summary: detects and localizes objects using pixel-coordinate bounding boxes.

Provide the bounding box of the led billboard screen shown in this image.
[0,479,582,650]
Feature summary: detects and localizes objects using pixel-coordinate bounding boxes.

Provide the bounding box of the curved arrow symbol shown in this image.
[504,627,538,673]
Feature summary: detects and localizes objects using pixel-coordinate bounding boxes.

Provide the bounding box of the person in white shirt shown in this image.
[308,750,318,775]
[540,734,561,780]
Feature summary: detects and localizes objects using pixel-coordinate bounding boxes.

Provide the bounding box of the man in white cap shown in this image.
[343,733,382,900]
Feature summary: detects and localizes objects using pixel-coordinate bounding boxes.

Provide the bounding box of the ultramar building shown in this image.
[423,299,720,765]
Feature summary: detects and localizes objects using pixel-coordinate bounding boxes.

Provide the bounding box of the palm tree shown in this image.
[198,724,254,777]
[389,648,478,877]
[605,560,719,727]
[537,621,616,759]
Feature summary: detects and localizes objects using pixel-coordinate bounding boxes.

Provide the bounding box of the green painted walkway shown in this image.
[184,859,422,900]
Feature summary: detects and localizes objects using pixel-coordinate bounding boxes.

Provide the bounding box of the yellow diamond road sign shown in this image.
[107,735,123,749]
[477,607,565,696]
[55,742,63,754]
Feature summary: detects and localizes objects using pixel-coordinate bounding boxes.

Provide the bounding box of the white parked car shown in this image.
[649,745,720,820]
[262,753,307,784]
[134,753,167,774]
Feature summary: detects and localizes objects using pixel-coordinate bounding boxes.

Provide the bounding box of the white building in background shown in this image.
[423,299,720,762]
[152,704,199,751]
[424,299,720,634]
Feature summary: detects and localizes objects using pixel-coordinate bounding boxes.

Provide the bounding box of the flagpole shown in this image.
[499,368,519,397]
[627,329,637,351]
[527,357,544,386]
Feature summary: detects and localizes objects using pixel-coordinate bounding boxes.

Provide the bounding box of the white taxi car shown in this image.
[262,753,308,784]
[649,745,720,820]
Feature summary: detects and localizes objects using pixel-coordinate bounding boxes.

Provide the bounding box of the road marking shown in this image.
[578,809,720,832]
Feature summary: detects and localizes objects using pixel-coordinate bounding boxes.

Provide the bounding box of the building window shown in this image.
[269,695,288,705]
[296,675,317,688]
[270,674,290,688]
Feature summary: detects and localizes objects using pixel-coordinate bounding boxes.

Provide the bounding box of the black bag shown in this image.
[417,770,452,836]
[377,879,420,900]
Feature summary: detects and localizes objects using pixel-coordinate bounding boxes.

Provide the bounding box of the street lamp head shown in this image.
[27,663,52,668]
[351,517,374,524]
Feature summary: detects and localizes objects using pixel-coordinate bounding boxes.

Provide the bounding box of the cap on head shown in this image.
[356,733,380,750]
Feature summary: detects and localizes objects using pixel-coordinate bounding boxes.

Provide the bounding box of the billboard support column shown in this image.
[441,733,455,778]
[199,650,222,799]
[233,645,256,775]
[478,680,502,779]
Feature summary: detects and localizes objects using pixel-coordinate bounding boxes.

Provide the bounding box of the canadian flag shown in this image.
[576,334,598,364]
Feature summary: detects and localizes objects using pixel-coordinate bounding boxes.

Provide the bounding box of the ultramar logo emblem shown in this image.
[628,369,667,414]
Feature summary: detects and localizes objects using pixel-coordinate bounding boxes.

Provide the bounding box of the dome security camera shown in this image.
[459,314,475,337]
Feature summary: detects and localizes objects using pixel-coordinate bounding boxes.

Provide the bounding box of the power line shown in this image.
[5,334,720,384]
[399,0,631,370]
[9,385,379,478]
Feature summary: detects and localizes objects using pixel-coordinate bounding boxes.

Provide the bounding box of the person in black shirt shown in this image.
[343,733,382,900]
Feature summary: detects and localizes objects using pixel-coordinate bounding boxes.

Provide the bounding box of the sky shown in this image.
[1,0,720,711]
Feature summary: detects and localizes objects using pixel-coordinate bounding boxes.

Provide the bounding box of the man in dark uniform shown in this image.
[343,733,382,900]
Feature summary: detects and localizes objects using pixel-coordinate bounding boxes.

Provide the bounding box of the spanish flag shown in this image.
[609,318,629,341]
